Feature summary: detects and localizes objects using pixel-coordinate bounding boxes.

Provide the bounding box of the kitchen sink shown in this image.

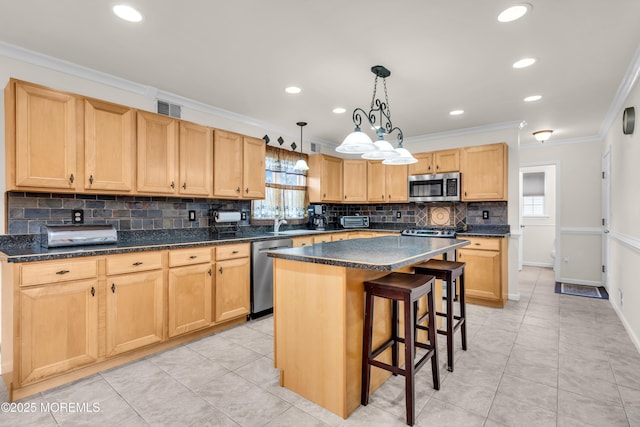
[267,230,325,236]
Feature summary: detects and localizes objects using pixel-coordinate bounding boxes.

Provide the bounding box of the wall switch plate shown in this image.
[72,209,84,224]
[241,212,247,221]
[188,210,196,221]
[396,211,401,219]
[482,210,489,219]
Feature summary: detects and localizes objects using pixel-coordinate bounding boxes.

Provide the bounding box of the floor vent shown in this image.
[157,100,182,118]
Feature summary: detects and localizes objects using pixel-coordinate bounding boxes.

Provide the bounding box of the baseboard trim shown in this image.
[508,292,520,301]
[523,261,554,268]
[609,299,640,355]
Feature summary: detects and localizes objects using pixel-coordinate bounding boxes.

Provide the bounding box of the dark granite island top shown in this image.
[268,235,470,271]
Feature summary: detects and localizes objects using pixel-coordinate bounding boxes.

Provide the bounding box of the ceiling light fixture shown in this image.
[524,95,542,102]
[533,129,553,142]
[293,122,310,171]
[513,58,536,68]
[113,5,143,22]
[285,86,301,94]
[497,4,532,23]
[336,65,416,164]
[449,110,464,116]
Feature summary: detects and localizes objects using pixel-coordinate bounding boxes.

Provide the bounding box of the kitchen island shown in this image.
[269,235,470,418]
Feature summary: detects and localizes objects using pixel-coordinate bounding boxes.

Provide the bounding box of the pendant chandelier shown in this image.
[293,121,310,171]
[336,65,417,165]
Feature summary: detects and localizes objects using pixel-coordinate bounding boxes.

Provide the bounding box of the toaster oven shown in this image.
[339,216,370,228]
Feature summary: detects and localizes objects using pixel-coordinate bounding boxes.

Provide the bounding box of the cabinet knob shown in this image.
[344,195,347,199]
[89,175,94,185]
[245,188,249,194]
[382,194,385,199]
[182,182,187,190]
[436,165,439,170]
[464,191,467,197]
[219,266,223,274]
[111,283,116,293]
[232,250,239,254]
[69,174,75,184]
[132,261,143,266]
[428,166,431,171]
[208,268,212,276]
[236,187,241,193]
[189,255,198,259]
[56,269,70,275]
[170,181,175,189]
[91,287,95,297]
[323,193,326,198]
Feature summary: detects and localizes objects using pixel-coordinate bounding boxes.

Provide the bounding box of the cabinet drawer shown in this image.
[106,251,163,275]
[21,259,98,286]
[459,236,500,251]
[169,247,212,267]
[292,236,314,248]
[216,243,250,260]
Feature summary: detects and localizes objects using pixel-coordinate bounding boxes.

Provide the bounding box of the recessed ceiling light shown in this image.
[332,107,346,114]
[498,4,532,23]
[524,95,542,102]
[113,5,143,22]
[513,58,536,68]
[285,86,301,94]
[449,110,464,116]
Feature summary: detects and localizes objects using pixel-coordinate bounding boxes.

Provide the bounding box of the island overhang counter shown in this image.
[268,235,470,418]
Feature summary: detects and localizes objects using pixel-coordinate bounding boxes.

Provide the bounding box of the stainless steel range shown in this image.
[401,228,458,238]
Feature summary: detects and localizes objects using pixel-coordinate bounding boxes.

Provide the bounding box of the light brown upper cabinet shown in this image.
[343,159,368,202]
[460,142,508,201]
[136,110,179,195]
[7,79,79,191]
[367,161,408,203]
[308,154,343,203]
[408,148,460,175]
[84,99,136,192]
[213,130,265,199]
[179,121,213,197]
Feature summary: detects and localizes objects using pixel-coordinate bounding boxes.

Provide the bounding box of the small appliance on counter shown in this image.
[308,204,327,230]
[339,215,370,229]
[40,224,118,248]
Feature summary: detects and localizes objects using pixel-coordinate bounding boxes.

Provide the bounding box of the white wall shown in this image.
[520,164,556,268]
[519,140,603,285]
[604,75,640,350]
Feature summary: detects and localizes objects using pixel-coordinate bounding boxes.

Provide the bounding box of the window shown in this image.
[522,172,545,217]
[251,146,308,224]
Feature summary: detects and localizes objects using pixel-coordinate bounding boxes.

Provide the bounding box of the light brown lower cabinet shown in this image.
[19,279,99,386]
[168,264,213,337]
[214,249,250,323]
[457,236,508,308]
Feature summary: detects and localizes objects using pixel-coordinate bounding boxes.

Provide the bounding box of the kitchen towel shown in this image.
[214,211,241,223]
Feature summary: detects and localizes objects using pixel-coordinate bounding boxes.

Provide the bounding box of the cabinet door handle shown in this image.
[301,243,306,246]
[89,175,94,184]
[428,166,431,171]
[474,242,481,246]
[91,287,95,297]
[245,187,249,194]
[219,266,223,274]
[208,268,212,276]
[458,253,463,259]
[182,182,187,190]
[170,181,175,189]
[189,255,198,259]
[69,173,75,184]
[382,194,385,199]
[232,250,239,254]
[323,193,326,198]
[111,283,116,293]
[236,187,241,193]
[436,165,439,170]
[388,194,391,200]
[133,261,143,266]
[344,195,347,199]
[56,269,70,275]
[464,191,467,197]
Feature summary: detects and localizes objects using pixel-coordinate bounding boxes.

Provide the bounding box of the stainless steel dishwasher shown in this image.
[251,238,293,318]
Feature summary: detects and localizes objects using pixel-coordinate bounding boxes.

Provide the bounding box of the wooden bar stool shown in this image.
[361,273,440,426]
[414,259,467,372]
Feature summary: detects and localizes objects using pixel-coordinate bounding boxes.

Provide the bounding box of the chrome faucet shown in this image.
[274,216,287,233]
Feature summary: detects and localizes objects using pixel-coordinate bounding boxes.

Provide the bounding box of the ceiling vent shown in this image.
[309,142,320,153]
[157,100,181,118]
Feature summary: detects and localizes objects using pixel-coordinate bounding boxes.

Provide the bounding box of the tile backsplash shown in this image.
[6,192,251,235]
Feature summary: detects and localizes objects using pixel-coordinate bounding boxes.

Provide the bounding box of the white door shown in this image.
[602,146,611,288]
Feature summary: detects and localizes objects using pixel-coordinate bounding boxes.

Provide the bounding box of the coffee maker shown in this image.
[308,204,327,230]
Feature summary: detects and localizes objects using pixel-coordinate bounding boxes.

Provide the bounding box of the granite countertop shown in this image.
[267,235,470,271]
[457,225,511,238]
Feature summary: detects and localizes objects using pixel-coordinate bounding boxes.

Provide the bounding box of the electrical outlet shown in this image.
[396,211,402,219]
[188,210,196,221]
[72,209,84,224]
[241,212,247,221]
[482,210,489,219]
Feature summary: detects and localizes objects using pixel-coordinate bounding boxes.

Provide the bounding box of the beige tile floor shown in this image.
[2,266,640,426]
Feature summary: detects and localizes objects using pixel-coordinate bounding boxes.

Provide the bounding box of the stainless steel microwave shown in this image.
[408,172,461,202]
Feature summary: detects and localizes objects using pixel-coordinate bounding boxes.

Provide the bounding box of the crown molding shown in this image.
[403,120,523,145]
[519,134,603,149]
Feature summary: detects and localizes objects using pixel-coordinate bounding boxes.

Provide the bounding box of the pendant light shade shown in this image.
[361,138,401,160]
[293,121,309,171]
[336,127,377,153]
[382,147,418,165]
